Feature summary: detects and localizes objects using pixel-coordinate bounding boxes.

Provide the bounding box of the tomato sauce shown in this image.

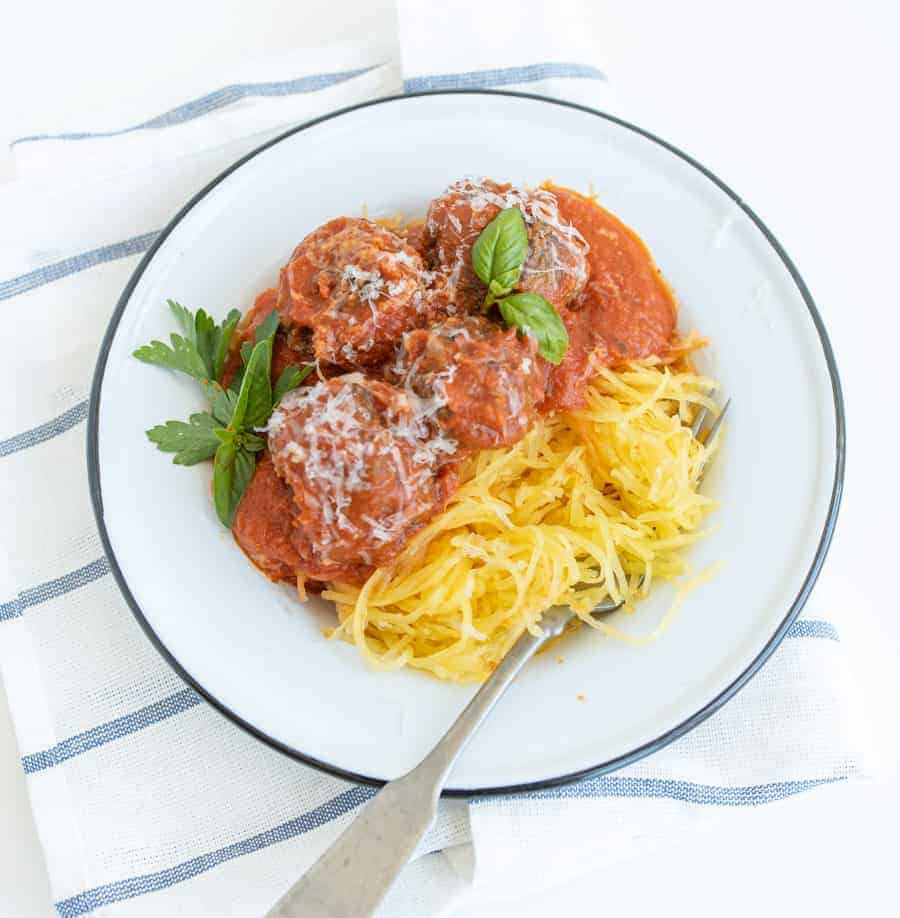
[544,186,676,410]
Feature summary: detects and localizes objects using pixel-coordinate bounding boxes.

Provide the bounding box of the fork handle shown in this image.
[266,606,575,918]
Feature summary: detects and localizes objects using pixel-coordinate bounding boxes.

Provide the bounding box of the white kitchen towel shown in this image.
[0,3,865,917]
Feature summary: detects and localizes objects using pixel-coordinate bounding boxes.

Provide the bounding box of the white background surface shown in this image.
[1,1,898,916]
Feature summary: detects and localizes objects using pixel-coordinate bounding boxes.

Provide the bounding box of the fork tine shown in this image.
[592,597,625,615]
[694,396,730,485]
[690,405,709,438]
[701,397,731,446]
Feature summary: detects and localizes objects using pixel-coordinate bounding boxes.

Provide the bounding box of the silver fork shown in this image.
[266,399,730,918]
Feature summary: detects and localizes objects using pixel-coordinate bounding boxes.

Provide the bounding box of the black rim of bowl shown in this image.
[87,89,846,798]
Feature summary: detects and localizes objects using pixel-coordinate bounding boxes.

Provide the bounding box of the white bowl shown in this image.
[88,91,844,795]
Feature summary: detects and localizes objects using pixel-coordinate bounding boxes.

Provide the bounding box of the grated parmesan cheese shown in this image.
[268,374,459,560]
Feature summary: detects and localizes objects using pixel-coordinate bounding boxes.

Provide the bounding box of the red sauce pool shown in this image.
[544,186,677,410]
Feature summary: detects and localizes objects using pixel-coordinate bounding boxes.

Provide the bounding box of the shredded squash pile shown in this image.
[323,360,721,683]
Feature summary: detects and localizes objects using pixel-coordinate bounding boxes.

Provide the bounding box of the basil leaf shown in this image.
[471,207,528,304]
[489,279,509,299]
[498,293,569,365]
[133,334,209,381]
[230,337,273,431]
[212,308,242,382]
[272,363,314,405]
[213,443,256,527]
[145,412,221,465]
[194,308,217,379]
[254,310,280,344]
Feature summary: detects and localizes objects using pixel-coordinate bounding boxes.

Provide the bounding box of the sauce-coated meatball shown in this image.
[267,375,457,584]
[392,316,547,450]
[423,178,589,313]
[277,217,430,369]
[232,453,303,582]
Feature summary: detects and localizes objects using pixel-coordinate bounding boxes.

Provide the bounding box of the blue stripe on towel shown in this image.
[23,688,202,774]
[0,558,109,621]
[0,231,158,302]
[0,598,22,622]
[0,400,88,458]
[13,68,375,146]
[403,62,607,93]
[54,772,845,914]
[786,619,839,641]
[54,786,377,917]
[497,773,849,806]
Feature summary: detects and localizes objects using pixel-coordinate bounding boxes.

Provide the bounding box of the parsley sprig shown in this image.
[136,300,312,526]
[134,299,242,382]
[471,208,569,365]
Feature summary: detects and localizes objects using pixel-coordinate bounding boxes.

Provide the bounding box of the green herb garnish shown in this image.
[135,301,312,527]
[498,293,569,366]
[213,441,256,530]
[472,207,529,307]
[134,299,241,383]
[273,363,315,405]
[471,208,569,365]
[145,413,221,465]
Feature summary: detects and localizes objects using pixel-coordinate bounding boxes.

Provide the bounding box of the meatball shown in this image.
[423,178,589,312]
[399,219,428,257]
[392,316,547,450]
[238,287,280,340]
[232,453,303,582]
[277,217,430,370]
[267,375,457,584]
[221,288,316,390]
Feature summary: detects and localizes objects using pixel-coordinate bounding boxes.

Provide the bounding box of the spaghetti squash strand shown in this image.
[327,361,721,683]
